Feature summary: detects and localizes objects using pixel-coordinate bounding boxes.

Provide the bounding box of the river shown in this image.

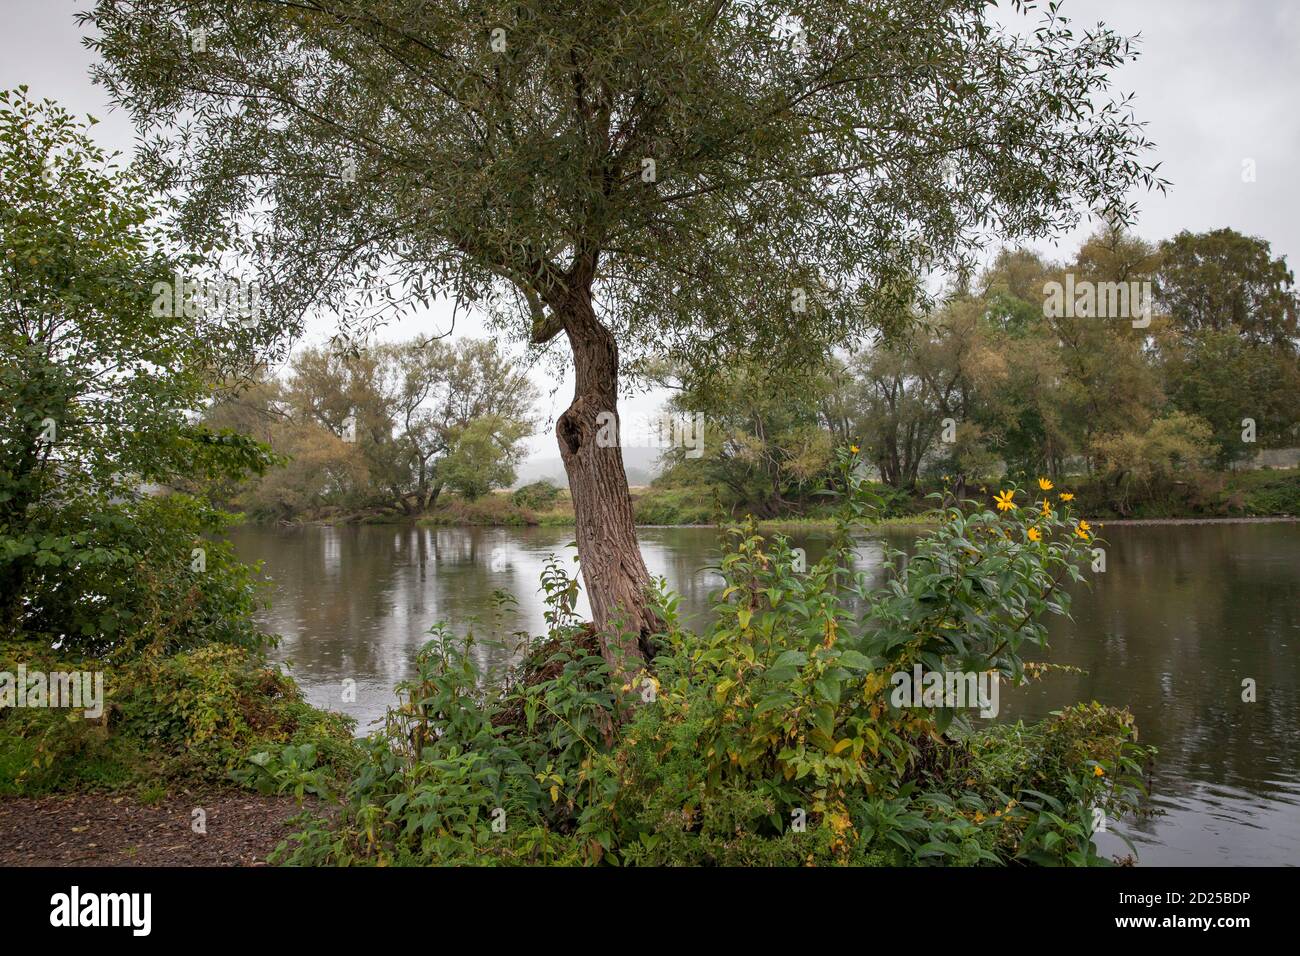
[227,520,1300,866]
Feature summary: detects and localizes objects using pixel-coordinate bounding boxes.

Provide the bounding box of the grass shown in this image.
[255,468,1300,529]
[418,489,575,527]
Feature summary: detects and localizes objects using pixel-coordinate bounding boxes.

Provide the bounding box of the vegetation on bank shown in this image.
[0,95,354,803]
[0,640,355,798]
[203,223,1300,532]
[244,464,1300,531]
[637,226,1299,526]
[260,457,1152,866]
[200,337,538,524]
[643,468,1300,526]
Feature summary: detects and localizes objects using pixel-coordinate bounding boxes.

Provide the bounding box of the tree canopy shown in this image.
[87,0,1163,365]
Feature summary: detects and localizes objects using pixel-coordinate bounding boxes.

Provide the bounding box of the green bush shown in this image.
[633,485,720,525]
[511,480,562,511]
[2,494,269,657]
[1235,470,1300,515]
[0,640,356,796]
[1047,469,1300,519]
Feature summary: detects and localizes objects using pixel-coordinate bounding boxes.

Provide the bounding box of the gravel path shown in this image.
[0,789,316,866]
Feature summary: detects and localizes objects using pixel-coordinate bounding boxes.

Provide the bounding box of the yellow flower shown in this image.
[1027,527,1041,542]
[994,489,1015,512]
[1093,765,1105,777]
[1040,500,1052,518]
[1059,492,1074,501]
[973,811,985,823]
[1037,477,1054,491]
[849,444,860,454]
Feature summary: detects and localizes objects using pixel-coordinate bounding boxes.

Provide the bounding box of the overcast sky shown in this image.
[3,0,1298,463]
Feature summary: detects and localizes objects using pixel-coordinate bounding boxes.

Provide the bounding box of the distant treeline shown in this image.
[202,338,537,522]
[651,226,1300,517]
[201,226,1300,524]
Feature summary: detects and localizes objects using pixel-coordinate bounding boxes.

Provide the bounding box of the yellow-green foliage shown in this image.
[0,640,355,795]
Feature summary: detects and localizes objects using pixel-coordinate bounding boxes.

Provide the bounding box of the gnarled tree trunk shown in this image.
[552,288,656,675]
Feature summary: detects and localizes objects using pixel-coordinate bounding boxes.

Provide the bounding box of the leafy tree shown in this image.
[0,89,270,650]
[438,414,531,500]
[677,367,834,517]
[1153,229,1300,462]
[844,299,1000,491]
[1160,330,1300,464]
[970,229,1166,479]
[210,337,536,515]
[88,0,1161,668]
[293,337,536,510]
[197,374,354,520]
[1041,232,1165,472]
[851,328,959,490]
[1090,410,1215,514]
[1156,228,1299,349]
[283,344,423,512]
[974,249,1073,478]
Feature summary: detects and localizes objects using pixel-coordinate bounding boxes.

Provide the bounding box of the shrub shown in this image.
[633,485,719,525]
[511,480,561,511]
[2,494,270,657]
[0,639,356,795]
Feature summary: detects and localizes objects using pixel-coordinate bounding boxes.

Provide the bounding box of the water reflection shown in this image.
[228,520,1300,866]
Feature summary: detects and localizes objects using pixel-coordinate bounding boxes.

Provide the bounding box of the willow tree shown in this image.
[86,0,1161,670]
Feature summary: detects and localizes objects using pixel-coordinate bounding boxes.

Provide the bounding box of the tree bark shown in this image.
[425,481,443,510]
[552,289,655,675]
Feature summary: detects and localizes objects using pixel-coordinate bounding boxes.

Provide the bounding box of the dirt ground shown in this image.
[0,789,315,866]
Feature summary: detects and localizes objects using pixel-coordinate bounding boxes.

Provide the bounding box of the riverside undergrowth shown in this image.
[268,449,1152,866]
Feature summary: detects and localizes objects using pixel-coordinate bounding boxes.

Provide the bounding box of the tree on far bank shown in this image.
[207,337,536,516]
[659,361,835,518]
[438,414,531,501]
[1154,228,1300,463]
[1156,228,1298,349]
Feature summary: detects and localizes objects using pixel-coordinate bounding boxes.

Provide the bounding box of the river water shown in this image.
[227,520,1300,866]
